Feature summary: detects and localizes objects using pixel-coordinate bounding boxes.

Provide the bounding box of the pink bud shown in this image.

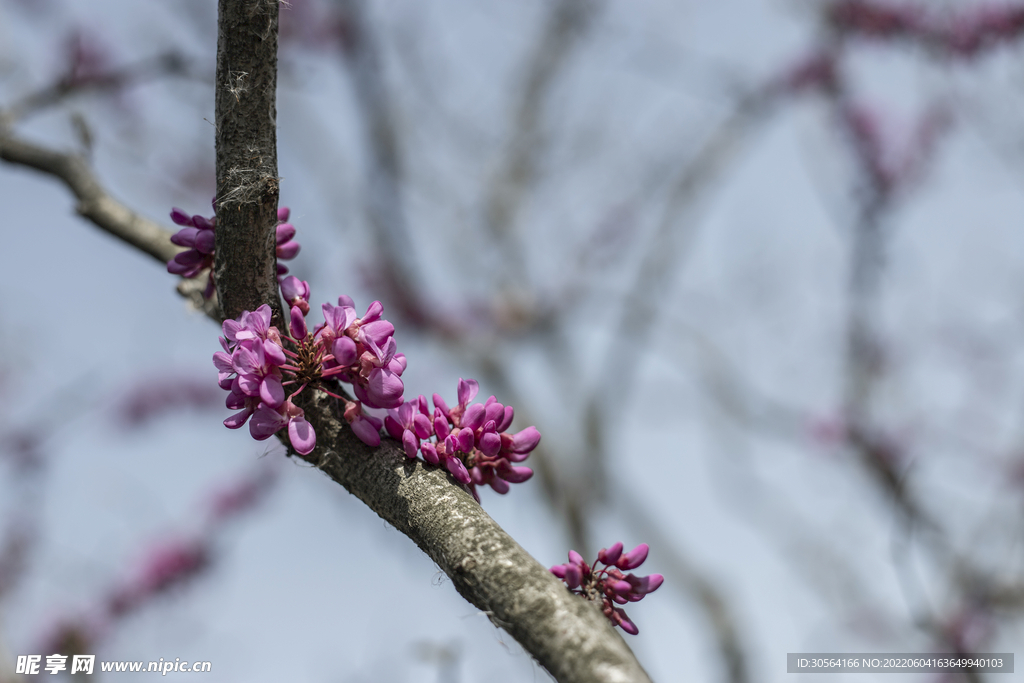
[616,543,649,570]
[564,564,582,589]
[170,208,192,226]
[289,306,308,339]
[598,542,623,566]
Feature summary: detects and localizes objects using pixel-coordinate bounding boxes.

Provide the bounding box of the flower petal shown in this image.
[350,417,381,447]
[616,544,649,571]
[260,375,285,408]
[457,378,479,406]
[288,417,316,455]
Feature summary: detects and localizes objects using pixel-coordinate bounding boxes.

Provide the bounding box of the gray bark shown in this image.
[213,0,282,321]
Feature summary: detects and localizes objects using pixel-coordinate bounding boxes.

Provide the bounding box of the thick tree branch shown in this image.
[213,0,282,321]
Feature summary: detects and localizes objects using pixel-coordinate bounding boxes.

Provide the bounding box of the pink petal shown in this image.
[288,417,316,455]
[432,393,450,417]
[212,351,234,373]
[249,406,287,440]
[332,337,357,366]
[262,340,286,366]
[598,542,623,566]
[617,544,649,571]
[420,441,439,465]
[510,426,541,454]
[351,417,381,447]
[170,208,193,226]
[484,401,505,424]
[615,609,638,635]
[402,431,419,458]
[275,223,296,244]
[564,564,582,589]
[497,406,514,432]
[276,241,300,260]
[260,375,285,408]
[359,320,395,347]
[498,465,532,483]
[412,414,433,440]
[237,373,262,397]
[172,249,204,267]
[223,408,253,429]
[457,378,479,406]
[446,456,470,484]
[462,403,485,430]
[170,227,199,247]
[193,229,215,254]
[632,573,664,595]
[384,415,404,440]
[366,368,404,409]
[457,427,475,453]
[289,307,308,339]
[361,301,383,323]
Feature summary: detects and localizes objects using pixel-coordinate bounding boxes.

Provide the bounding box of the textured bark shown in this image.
[213,0,282,321]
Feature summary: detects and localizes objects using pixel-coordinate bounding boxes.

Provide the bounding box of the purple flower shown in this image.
[168,201,302,292]
[344,399,382,447]
[274,208,301,271]
[378,379,539,500]
[248,400,315,455]
[550,543,663,635]
[280,276,310,316]
[167,208,216,279]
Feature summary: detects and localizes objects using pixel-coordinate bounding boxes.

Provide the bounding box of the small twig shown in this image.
[4,51,194,124]
[0,132,177,265]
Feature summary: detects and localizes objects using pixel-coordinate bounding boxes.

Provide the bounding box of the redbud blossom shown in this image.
[384,379,539,500]
[550,543,663,635]
[166,202,301,295]
[214,290,408,452]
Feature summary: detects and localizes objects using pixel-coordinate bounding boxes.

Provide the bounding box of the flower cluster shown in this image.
[197,203,539,501]
[551,543,663,635]
[384,379,540,500]
[213,286,406,455]
[167,203,300,297]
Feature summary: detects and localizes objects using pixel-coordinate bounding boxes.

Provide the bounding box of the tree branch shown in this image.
[213,0,282,321]
[0,133,177,265]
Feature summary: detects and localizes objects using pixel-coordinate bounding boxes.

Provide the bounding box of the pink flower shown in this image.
[550,543,663,635]
[384,379,539,499]
[167,201,302,290]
